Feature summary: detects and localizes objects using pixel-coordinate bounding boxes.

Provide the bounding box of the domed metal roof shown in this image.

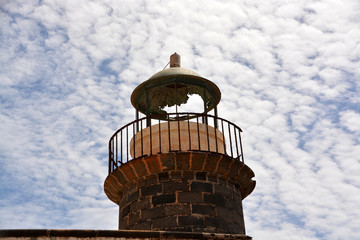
[148,67,201,79]
[130,54,221,118]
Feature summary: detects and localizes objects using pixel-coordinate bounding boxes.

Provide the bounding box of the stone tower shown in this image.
[104,53,255,237]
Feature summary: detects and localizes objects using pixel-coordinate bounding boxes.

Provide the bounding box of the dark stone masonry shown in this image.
[118,170,244,233]
[104,152,255,234]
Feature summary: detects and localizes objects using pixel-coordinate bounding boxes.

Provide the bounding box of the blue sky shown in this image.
[1,0,360,239]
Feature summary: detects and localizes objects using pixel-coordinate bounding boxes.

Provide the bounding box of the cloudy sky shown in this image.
[1,0,360,239]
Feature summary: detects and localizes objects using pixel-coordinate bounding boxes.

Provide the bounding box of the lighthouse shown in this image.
[104,53,256,237]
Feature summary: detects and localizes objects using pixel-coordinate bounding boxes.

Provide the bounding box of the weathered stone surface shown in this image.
[132,158,149,177]
[141,207,165,221]
[164,204,191,216]
[179,215,204,226]
[160,153,175,171]
[203,154,221,172]
[128,190,139,203]
[158,172,169,182]
[141,184,162,197]
[144,155,161,174]
[192,204,216,215]
[120,204,130,218]
[120,163,137,181]
[191,182,213,193]
[175,152,190,170]
[152,193,176,206]
[152,216,178,229]
[196,172,207,180]
[178,192,203,203]
[216,156,231,174]
[204,193,225,207]
[191,152,206,170]
[163,181,188,193]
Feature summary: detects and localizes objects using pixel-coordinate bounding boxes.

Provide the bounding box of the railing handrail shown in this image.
[109,113,242,139]
[108,112,244,174]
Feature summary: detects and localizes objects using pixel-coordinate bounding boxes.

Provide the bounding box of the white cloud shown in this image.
[340,110,360,132]
[1,0,360,239]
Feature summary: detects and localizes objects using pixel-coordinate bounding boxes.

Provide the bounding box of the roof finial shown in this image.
[170,52,181,67]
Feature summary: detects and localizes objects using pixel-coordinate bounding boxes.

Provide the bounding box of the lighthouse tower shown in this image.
[104,53,255,237]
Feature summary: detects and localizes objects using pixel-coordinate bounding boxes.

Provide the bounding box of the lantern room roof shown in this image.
[130,66,221,116]
[148,66,201,79]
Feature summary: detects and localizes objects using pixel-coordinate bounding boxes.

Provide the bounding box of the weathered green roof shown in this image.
[131,67,221,117]
[148,67,201,79]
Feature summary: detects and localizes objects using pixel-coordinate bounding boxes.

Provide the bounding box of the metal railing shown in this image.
[108,113,244,174]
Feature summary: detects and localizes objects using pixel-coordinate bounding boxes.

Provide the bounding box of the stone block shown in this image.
[158,172,169,182]
[204,193,225,207]
[130,221,151,230]
[141,184,162,197]
[178,215,204,226]
[138,197,152,210]
[219,178,228,186]
[163,181,188,193]
[119,192,129,207]
[191,152,206,170]
[192,204,215,215]
[128,190,139,203]
[137,178,147,188]
[196,172,207,180]
[217,207,234,221]
[152,216,178,229]
[224,198,238,210]
[164,204,191,216]
[146,174,158,185]
[132,158,149,177]
[129,212,140,226]
[120,204,130,218]
[170,170,183,180]
[178,192,203,203]
[203,154,221,172]
[216,156,231,174]
[214,184,233,199]
[145,155,161,173]
[204,216,221,228]
[182,171,194,181]
[207,175,218,183]
[112,169,128,185]
[160,153,175,171]
[228,161,243,178]
[176,152,190,170]
[141,206,164,221]
[191,182,213,193]
[152,193,176,206]
[120,163,137,181]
